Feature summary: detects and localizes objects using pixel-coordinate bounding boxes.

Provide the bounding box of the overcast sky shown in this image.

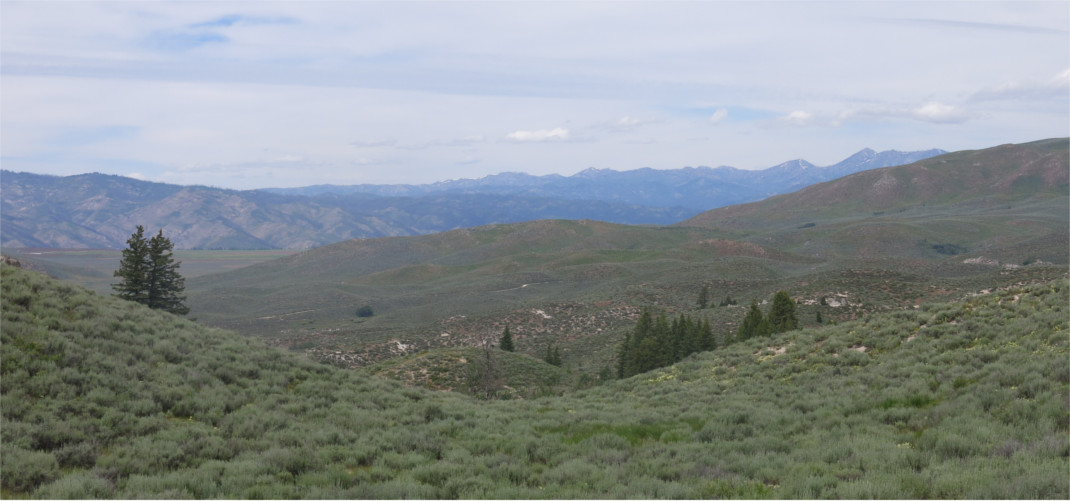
[2,1,1067,189]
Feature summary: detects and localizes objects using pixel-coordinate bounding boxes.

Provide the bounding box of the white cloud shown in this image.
[506,128,570,142]
[708,108,728,124]
[836,100,970,125]
[780,110,813,126]
[969,68,1070,102]
[350,139,397,148]
[912,102,968,124]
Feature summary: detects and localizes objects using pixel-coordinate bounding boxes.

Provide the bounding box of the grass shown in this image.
[0,248,298,295]
[3,262,1068,498]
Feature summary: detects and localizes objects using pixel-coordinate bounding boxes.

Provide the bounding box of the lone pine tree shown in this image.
[768,290,798,333]
[113,226,189,315]
[499,326,515,352]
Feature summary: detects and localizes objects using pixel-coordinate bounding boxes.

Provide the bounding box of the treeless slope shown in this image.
[682,138,1069,230]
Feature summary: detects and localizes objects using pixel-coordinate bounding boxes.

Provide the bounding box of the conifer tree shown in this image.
[697,285,710,309]
[737,299,765,341]
[499,326,515,352]
[113,227,189,315]
[698,317,716,351]
[544,345,562,367]
[768,290,798,333]
[112,225,150,304]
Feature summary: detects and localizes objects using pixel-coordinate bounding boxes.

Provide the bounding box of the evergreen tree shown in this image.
[544,345,562,367]
[618,308,654,378]
[737,299,765,341]
[816,311,823,323]
[112,226,150,304]
[698,317,716,351]
[617,310,719,378]
[697,285,710,309]
[650,313,672,369]
[113,227,189,315]
[499,326,515,352]
[768,290,798,333]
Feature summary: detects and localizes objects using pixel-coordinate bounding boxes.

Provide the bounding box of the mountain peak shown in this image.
[574,167,613,178]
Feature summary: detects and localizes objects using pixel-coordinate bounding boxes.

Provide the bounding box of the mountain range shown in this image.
[1,138,1065,499]
[261,147,946,209]
[0,147,944,250]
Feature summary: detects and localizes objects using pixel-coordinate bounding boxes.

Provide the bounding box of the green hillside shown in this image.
[3,263,1068,498]
[183,141,1069,376]
[684,138,1068,230]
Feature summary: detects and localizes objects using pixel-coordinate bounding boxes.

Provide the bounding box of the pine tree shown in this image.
[499,326,515,352]
[698,317,716,351]
[768,290,798,333]
[737,299,765,341]
[112,225,150,304]
[697,285,710,309]
[113,227,189,315]
[544,345,562,367]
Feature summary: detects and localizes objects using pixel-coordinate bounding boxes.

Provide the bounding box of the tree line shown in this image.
[617,290,799,378]
[617,310,715,378]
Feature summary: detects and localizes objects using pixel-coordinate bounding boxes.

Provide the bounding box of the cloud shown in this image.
[780,110,813,126]
[145,30,228,51]
[451,135,485,145]
[837,101,970,125]
[192,14,297,29]
[912,102,968,124]
[350,139,397,148]
[969,69,1070,102]
[615,116,651,128]
[708,108,728,124]
[882,17,1067,35]
[506,128,570,142]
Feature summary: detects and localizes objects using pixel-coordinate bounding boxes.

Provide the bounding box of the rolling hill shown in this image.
[684,138,1068,230]
[3,260,1067,498]
[0,172,693,250]
[183,139,1068,373]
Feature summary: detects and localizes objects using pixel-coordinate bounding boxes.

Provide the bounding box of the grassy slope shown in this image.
[683,138,1068,228]
[0,249,300,296]
[3,263,1068,498]
[183,140,1069,373]
[183,220,828,368]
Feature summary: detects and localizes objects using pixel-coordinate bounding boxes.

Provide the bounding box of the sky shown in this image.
[2,1,1068,189]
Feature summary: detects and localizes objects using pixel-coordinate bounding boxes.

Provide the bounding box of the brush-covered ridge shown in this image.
[2,263,1067,498]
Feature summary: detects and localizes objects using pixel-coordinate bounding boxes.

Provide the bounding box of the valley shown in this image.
[176,139,1068,380]
[2,138,1067,498]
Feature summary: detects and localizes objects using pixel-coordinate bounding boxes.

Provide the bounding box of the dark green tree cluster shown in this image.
[735,290,797,341]
[696,285,737,309]
[543,345,562,367]
[617,309,715,378]
[112,226,189,315]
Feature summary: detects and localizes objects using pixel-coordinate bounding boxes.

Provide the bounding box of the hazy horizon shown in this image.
[2,1,1067,190]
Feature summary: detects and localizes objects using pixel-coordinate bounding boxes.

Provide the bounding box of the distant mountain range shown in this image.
[1,147,945,249]
[262,148,946,210]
